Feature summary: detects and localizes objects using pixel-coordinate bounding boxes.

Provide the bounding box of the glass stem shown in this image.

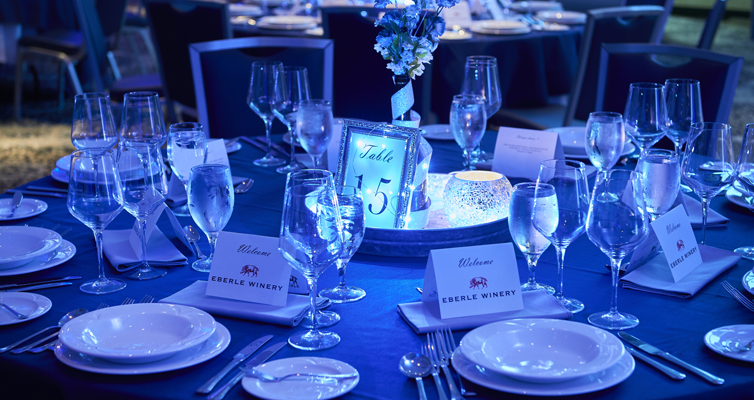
[555,246,566,301]
[610,257,623,315]
[525,254,539,286]
[264,118,274,158]
[337,259,348,289]
[208,234,219,261]
[700,196,709,245]
[312,155,320,168]
[139,218,149,270]
[306,277,318,332]
[94,229,106,282]
[464,149,472,170]
[288,127,296,166]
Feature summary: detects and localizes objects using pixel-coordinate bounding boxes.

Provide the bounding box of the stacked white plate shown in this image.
[470,20,531,35]
[257,16,317,30]
[453,319,635,395]
[0,197,48,221]
[536,10,586,24]
[0,226,62,270]
[510,1,563,12]
[545,126,636,159]
[229,3,264,17]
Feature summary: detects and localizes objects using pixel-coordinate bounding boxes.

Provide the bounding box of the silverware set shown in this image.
[405,328,474,400]
[205,338,288,400]
[721,280,754,312]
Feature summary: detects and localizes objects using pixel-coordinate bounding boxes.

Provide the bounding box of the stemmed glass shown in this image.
[248,61,286,167]
[586,170,649,330]
[636,149,680,222]
[120,91,167,146]
[167,122,208,217]
[188,165,234,272]
[734,124,754,260]
[272,66,311,174]
[624,82,668,155]
[462,56,500,164]
[67,150,126,294]
[279,170,344,351]
[450,94,487,170]
[117,140,168,280]
[71,92,119,154]
[665,79,703,155]
[296,99,334,168]
[585,112,626,174]
[509,182,554,294]
[682,122,736,245]
[533,160,589,313]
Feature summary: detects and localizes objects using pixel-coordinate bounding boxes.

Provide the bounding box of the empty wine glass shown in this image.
[734,124,754,260]
[296,99,334,168]
[624,82,668,155]
[682,122,736,245]
[188,164,234,273]
[533,159,589,313]
[118,140,168,280]
[509,182,554,294]
[586,170,649,330]
[636,149,680,222]
[71,92,119,154]
[120,91,167,146]
[248,61,286,167]
[67,150,126,294]
[665,79,703,155]
[167,122,207,217]
[279,170,343,351]
[585,111,626,174]
[463,56,500,164]
[450,94,487,170]
[272,66,311,174]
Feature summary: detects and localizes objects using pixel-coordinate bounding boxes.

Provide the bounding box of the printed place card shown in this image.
[422,243,523,319]
[206,139,230,167]
[651,205,703,282]
[491,127,564,182]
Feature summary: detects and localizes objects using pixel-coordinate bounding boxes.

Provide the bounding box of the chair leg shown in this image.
[65,61,83,95]
[58,62,66,111]
[107,50,122,80]
[136,27,158,72]
[14,52,26,122]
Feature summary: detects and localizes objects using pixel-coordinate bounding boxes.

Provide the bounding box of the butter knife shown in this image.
[618,332,724,385]
[624,346,686,380]
[1,282,73,292]
[6,189,66,198]
[207,340,288,400]
[195,334,273,394]
[0,276,81,290]
[6,192,22,218]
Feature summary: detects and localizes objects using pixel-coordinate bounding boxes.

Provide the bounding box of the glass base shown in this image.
[253,154,285,167]
[125,265,167,280]
[521,282,555,295]
[171,203,190,217]
[301,309,340,328]
[276,161,303,174]
[319,285,366,303]
[80,278,126,295]
[560,296,585,313]
[288,329,340,351]
[588,310,639,330]
[192,257,212,272]
[734,246,754,261]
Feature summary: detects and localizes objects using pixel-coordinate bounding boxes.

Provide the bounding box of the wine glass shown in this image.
[624,82,668,155]
[463,56,500,164]
[117,140,168,280]
[167,122,208,217]
[665,79,703,155]
[450,94,487,171]
[67,150,126,294]
[279,170,343,351]
[682,122,736,245]
[636,149,680,222]
[248,61,286,167]
[296,99,334,168]
[188,164,234,273]
[509,182,554,294]
[71,92,119,154]
[587,170,649,330]
[533,159,589,313]
[272,66,311,174]
[734,123,754,260]
[585,111,626,174]
[120,91,167,146]
[319,186,366,303]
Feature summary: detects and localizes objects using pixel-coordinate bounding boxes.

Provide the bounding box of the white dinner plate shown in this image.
[224,139,242,154]
[60,303,216,364]
[421,124,455,141]
[704,325,754,363]
[257,21,317,30]
[262,16,315,26]
[439,30,473,40]
[229,3,263,16]
[305,27,324,36]
[726,187,753,210]
[0,226,62,270]
[510,1,563,12]
[55,154,71,172]
[742,270,754,296]
[470,21,531,35]
[54,322,230,375]
[536,10,586,24]
[0,198,48,221]
[0,292,53,326]
[242,357,359,400]
[459,319,625,383]
[51,167,68,183]
[0,240,76,277]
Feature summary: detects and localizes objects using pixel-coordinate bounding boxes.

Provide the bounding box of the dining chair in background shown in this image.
[122,0,159,75]
[96,0,129,80]
[189,37,333,139]
[697,0,727,50]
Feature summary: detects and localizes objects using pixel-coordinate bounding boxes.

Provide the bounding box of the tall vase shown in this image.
[392,74,413,122]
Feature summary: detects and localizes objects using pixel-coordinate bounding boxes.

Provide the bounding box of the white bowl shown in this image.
[0,226,62,269]
[59,303,216,364]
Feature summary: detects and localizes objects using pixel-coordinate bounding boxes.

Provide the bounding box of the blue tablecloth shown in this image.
[1,132,753,399]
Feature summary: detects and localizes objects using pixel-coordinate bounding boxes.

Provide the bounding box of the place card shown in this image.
[651,205,703,282]
[206,138,230,167]
[491,127,564,182]
[444,1,473,28]
[421,243,523,319]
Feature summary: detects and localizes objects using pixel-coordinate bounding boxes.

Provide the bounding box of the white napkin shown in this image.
[621,245,741,298]
[476,159,597,178]
[397,290,571,334]
[102,227,187,272]
[159,280,329,327]
[681,194,729,228]
[166,175,249,206]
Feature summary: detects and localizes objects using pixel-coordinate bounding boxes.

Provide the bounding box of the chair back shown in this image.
[189,37,334,138]
[698,0,726,49]
[96,0,128,50]
[595,43,743,123]
[73,0,111,92]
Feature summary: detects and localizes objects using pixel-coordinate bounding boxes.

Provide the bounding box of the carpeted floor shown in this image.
[0,13,752,192]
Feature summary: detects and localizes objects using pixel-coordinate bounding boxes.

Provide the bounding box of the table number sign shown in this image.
[421,243,523,319]
[491,127,564,182]
[651,205,703,282]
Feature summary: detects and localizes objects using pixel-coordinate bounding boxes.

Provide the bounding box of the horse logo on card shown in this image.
[677,240,685,252]
[470,277,488,289]
[289,275,299,288]
[241,265,259,277]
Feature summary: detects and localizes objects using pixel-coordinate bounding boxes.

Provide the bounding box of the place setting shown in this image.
[469,19,531,35]
[0,193,48,221]
[0,225,76,277]
[256,15,318,30]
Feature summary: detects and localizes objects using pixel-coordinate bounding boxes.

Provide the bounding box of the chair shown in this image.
[697,0,727,50]
[623,0,674,44]
[95,0,129,80]
[189,37,333,139]
[595,43,743,124]
[144,0,232,123]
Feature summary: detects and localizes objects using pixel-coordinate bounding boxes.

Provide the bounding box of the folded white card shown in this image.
[444,1,473,28]
[492,127,564,181]
[651,205,702,282]
[206,138,230,167]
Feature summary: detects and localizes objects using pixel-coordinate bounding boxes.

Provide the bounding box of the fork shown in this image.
[240,366,358,383]
[140,295,155,304]
[430,331,465,400]
[122,298,136,305]
[439,327,476,397]
[423,340,449,400]
[721,281,754,312]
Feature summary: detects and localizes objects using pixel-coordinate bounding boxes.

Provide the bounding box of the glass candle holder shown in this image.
[443,171,512,228]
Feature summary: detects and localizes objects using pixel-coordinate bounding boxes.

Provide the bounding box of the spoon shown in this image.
[234,178,254,194]
[183,225,206,259]
[8,308,88,354]
[399,352,431,400]
[6,192,22,218]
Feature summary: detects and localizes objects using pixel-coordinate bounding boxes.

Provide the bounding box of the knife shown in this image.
[26,186,69,194]
[6,192,23,218]
[195,334,273,394]
[624,346,686,380]
[207,340,288,400]
[6,189,66,199]
[618,332,724,385]
[0,276,81,290]
[1,282,73,292]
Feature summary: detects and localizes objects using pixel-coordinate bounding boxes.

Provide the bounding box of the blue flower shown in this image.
[436,0,460,7]
[374,0,393,9]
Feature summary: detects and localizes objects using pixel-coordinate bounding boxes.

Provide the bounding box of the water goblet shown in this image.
[71,92,119,154]
[533,159,589,313]
[279,170,343,351]
[272,66,311,174]
[188,164,234,273]
[120,91,167,146]
[586,170,649,330]
[117,140,168,280]
[509,182,554,294]
[67,150,126,294]
[734,123,754,260]
[249,61,286,167]
[624,82,668,155]
[636,149,680,222]
[167,122,208,217]
[585,111,625,174]
[682,122,736,245]
[463,56,500,164]
[296,99,334,168]
[450,94,487,171]
[665,78,703,155]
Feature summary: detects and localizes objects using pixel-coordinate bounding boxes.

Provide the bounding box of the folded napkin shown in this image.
[166,175,249,206]
[682,194,728,228]
[102,227,187,272]
[160,280,329,327]
[621,245,741,298]
[397,290,571,334]
[476,159,597,178]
